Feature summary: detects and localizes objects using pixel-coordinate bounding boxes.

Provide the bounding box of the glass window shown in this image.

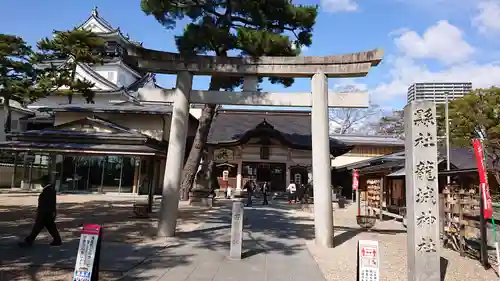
[294,173,302,185]
[242,162,258,177]
[260,147,270,160]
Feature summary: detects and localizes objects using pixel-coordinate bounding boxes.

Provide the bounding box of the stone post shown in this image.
[229,201,244,260]
[311,71,333,248]
[157,71,193,237]
[404,101,440,281]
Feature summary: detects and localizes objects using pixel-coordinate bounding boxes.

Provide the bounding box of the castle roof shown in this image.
[76,7,142,47]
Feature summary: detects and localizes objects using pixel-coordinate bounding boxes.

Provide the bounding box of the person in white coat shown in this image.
[286,181,297,203]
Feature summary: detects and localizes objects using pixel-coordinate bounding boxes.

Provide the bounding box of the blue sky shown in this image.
[2,0,500,111]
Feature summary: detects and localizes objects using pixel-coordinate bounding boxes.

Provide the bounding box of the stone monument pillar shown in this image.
[311,71,334,248]
[404,101,441,281]
[157,71,193,237]
[229,201,244,260]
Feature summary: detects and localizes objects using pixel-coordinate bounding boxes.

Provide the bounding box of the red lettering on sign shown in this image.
[82,224,101,235]
[361,247,376,257]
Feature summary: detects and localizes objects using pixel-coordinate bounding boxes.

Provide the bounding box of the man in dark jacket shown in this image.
[262,182,269,205]
[19,175,62,247]
[245,181,254,207]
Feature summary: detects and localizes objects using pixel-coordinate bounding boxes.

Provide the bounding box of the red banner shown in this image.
[472,139,493,219]
[352,170,359,191]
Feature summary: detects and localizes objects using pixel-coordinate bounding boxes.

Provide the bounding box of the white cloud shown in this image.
[331,78,368,92]
[369,18,500,105]
[321,0,358,13]
[388,27,411,37]
[472,1,500,34]
[372,56,500,102]
[291,44,309,53]
[394,20,474,65]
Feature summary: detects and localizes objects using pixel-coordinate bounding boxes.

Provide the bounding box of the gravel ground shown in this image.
[304,204,499,281]
[0,193,206,281]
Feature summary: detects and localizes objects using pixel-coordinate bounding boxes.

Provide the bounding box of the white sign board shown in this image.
[496,242,500,279]
[73,224,101,281]
[358,240,380,281]
[222,170,229,181]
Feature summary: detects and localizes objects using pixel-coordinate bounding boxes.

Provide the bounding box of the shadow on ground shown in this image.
[0,198,322,281]
[333,225,406,247]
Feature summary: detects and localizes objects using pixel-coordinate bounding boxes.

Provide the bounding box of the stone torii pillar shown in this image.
[311,71,333,246]
[157,71,193,237]
[130,47,383,247]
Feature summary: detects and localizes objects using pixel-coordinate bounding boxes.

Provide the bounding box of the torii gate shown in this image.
[129,47,383,248]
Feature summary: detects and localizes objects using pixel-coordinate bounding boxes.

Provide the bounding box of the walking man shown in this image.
[245,181,254,207]
[262,181,269,205]
[19,175,62,247]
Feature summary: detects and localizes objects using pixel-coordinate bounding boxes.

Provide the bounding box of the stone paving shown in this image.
[2,193,497,281]
[121,200,326,281]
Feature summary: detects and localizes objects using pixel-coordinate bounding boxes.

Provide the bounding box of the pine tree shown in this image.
[0,34,45,134]
[437,88,500,187]
[36,29,106,104]
[142,0,318,200]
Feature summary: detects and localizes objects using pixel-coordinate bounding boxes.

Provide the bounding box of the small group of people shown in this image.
[286,181,308,204]
[244,180,270,207]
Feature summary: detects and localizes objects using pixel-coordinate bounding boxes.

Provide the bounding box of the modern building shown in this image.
[0,8,199,192]
[407,82,472,104]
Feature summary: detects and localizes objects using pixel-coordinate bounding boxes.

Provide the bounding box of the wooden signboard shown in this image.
[214,148,234,161]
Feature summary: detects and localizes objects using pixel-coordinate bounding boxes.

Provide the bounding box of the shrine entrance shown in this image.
[128,46,383,248]
[242,162,286,192]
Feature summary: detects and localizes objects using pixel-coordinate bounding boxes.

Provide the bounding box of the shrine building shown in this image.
[206,109,353,193]
[0,8,199,193]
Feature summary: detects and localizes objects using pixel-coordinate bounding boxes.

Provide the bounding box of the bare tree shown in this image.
[329,85,381,134]
[373,109,405,139]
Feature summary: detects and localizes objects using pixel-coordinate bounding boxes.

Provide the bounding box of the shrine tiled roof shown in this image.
[207,109,353,156]
[334,146,485,175]
[329,134,404,146]
[38,103,174,115]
